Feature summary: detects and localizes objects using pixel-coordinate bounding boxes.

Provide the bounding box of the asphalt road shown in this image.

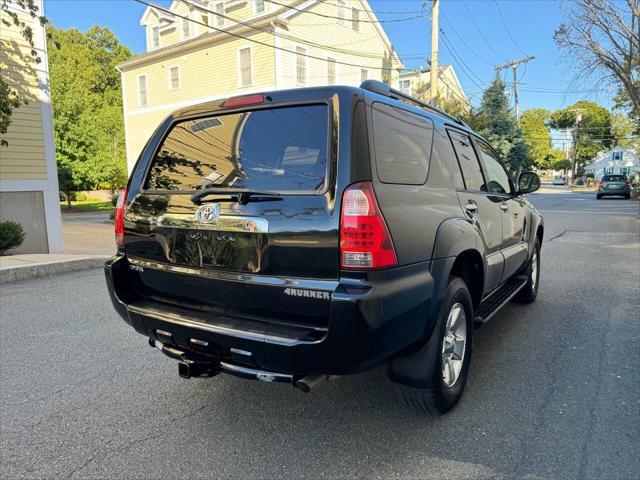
[2,187,639,479]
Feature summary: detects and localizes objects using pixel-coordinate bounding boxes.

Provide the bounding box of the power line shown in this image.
[313,0,425,15]
[461,0,506,62]
[493,0,529,56]
[440,11,495,66]
[133,0,401,72]
[181,0,405,61]
[439,29,488,91]
[264,0,425,23]
[495,56,535,126]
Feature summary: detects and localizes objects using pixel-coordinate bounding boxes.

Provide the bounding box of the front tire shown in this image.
[514,239,540,303]
[393,276,473,415]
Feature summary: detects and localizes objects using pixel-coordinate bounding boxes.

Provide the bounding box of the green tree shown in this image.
[521,109,552,169]
[477,77,531,173]
[48,25,131,199]
[550,101,613,173]
[611,113,640,149]
[0,0,47,146]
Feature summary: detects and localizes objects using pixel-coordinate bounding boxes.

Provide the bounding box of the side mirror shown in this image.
[517,171,541,195]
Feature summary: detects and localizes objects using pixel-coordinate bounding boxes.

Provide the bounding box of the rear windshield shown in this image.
[145,104,328,192]
[602,175,626,182]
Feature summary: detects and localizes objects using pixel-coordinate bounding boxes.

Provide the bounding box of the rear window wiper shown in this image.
[190,189,282,205]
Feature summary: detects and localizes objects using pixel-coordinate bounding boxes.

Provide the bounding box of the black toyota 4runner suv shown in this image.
[106,81,543,415]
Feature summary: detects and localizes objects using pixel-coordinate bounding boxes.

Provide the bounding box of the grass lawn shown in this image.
[60,199,114,213]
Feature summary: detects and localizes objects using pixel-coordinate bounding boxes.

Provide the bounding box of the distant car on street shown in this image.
[597,174,631,199]
[552,176,565,185]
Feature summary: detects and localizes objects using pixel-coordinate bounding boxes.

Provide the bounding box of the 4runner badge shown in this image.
[284,288,331,300]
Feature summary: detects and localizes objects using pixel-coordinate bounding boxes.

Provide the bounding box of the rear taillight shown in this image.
[597,181,603,187]
[625,179,630,185]
[340,182,398,270]
[115,188,127,248]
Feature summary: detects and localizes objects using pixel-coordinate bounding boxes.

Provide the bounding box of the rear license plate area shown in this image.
[158,227,267,272]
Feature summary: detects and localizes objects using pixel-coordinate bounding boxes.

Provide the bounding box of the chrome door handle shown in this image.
[500,203,509,211]
[465,202,478,213]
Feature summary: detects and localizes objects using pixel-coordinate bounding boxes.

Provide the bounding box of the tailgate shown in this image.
[123,102,338,329]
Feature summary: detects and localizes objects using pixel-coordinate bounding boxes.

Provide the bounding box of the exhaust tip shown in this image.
[294,373,328,393]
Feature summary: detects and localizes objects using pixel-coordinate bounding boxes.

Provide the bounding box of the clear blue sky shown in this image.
[43,0,615,113]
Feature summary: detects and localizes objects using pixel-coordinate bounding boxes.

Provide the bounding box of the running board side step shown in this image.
[474,276,527,328]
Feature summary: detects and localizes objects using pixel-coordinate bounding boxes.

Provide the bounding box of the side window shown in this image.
[371,102,433,185]
[448,130,485,191]
[476,141,511,195]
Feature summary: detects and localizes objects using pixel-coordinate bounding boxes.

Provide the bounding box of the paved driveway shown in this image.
[1,191,638,479]
[62,213,115,256]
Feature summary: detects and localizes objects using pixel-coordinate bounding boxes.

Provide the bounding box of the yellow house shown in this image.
[0,0,63,253]
[117,0,403,171]
[395,65,467,106]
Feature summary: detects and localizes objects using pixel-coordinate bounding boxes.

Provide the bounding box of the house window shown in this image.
[169,66,180,90]
[621,166,631,176]
[360,68,368,83]
[151,26,160,49]
[337,0,346,25]
[181,17,190,39]
[399,79,411,94]
[214,2,224,27]
[255,0,265,14]
[239,47,252,86]
[296,47,306,85]
[327,58,336,85]
[612,151,623,161]
[138,75,148,106]
[352,8,360,31]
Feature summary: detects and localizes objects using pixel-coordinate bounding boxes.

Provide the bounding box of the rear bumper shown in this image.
[598,187,630,195]
[105,255,434,376]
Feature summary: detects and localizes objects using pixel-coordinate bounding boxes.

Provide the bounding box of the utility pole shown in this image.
[568,108,585,184]
[495,55,535,127]
[429,0,439,107]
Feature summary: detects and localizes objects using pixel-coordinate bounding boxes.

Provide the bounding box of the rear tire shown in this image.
[514,239,540,304]
[625,193,631,200]
[596,194,602,199]
[393,276,473,415]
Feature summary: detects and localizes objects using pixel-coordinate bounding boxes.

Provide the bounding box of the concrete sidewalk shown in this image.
[0,254,110,284]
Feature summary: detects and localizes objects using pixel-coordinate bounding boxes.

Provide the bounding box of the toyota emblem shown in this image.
[194,203,221,223]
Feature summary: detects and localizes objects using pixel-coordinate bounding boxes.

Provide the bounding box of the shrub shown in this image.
[75,192,87,202]
[111,192,119,207]
[0,220,25,253]
[575,178,584,185]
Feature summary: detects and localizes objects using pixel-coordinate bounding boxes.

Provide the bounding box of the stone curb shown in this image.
[0,256,110,284]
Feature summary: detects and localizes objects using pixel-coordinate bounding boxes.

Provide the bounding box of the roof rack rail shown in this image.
[360,80,468,128]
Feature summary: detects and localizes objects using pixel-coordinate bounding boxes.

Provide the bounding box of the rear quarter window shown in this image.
[371,102,433,185]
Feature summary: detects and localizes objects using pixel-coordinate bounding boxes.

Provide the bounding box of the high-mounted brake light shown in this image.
[224,94,265,108]
[114,188,127,248]
[340,182,398,270]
